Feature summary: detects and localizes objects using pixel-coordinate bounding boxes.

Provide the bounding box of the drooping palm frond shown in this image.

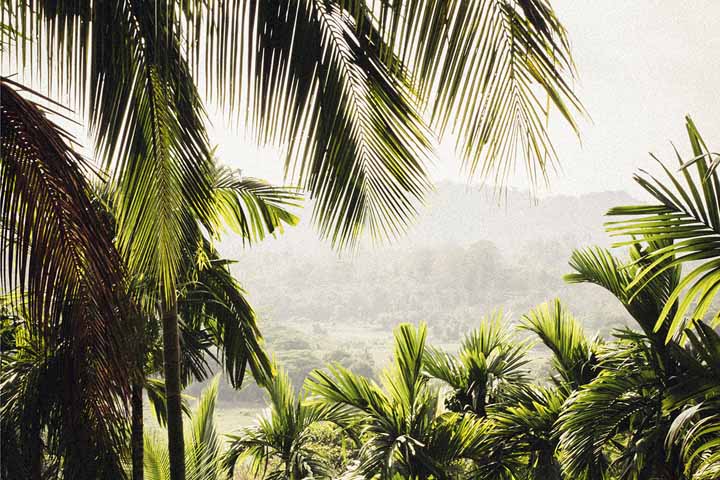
[604,117,720,341]
[666,401,720,480]
[180,240,274,388]
[424,311,530,415]
[663,321,720,480]
[0,77,131,479]
[521,299,598,391]
[556,328,689,480]
[144,376,226,480]
[7,0,581,250]
[386,0,583,185]
[198,0,582,200]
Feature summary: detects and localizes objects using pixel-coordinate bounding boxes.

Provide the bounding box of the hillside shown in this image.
[210,185,639,406]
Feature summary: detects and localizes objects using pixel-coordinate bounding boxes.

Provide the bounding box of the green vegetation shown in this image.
[2,0,719,479]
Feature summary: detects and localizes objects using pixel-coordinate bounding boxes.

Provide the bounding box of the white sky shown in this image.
[206,0,720,198]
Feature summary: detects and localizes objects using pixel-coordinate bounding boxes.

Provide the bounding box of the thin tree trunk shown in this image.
[162,295,185,480]
[131,379,144,480]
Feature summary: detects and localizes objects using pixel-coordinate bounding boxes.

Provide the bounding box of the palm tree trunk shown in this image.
[131,379,144,480]
[162,296,185,480]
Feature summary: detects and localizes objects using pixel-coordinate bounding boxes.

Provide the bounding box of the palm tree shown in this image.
[106,165,300,479]
[0,78,132,479]
[556,227,720,479]
[130,239,278,480]
[521,299,601,393]
[665,322,720,480]
[225,366,351,479]
[423,302,600,480]
[424,311,531,416]
[143,376,226,480]
[307,323,490,479]
[4,3,582,477]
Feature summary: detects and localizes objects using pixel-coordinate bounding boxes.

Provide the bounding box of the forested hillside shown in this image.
[213,185,637,406]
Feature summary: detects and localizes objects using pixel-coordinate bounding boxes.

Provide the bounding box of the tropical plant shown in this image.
[0,78,132,480]
[111,165,299,479]
[602,116,720,340]
[423,302,600,480]
[521,299,601,392]
[307,323,490,479]
[3,1,582,476]
[424,311,530,416]
[143,376,226,480]
[556,212,720,480]
[225,366,352,480]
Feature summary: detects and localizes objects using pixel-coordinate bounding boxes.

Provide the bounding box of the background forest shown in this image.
[193,187,635,415]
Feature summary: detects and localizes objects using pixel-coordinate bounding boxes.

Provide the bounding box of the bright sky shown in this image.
[206,0,720,198]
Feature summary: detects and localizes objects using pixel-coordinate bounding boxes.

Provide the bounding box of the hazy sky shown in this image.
[207,0,720,198]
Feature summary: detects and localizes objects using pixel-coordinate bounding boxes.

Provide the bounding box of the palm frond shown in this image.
[209,161,301,244]
[565,243,681,341]
[666,401,720,480]
[144,376,226,480]
[0,77,131,478]
[521,299,598,390]
[604,117,720,340]
[382,0,583,186]
[180,239,274,388]
[199,0,582,196]
[225,367,340,479]
[425,311,530,415]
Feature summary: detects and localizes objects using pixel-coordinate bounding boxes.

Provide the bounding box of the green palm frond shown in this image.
[308,323,489,479]
[181,241,274,388]
[209,161,301,244]
[225,367,342,480]
[6,1,581,251]
[425,311,530,415]
[0,77,131,479]
[521,299,598,390]
[556,333,677,480]
[199,0,582,194]
[144,376,225,480]
[565,243,681,341]
[666,401,720,480]
[485,385,566,480]
[604,117,720,341]
[386,0,582,185]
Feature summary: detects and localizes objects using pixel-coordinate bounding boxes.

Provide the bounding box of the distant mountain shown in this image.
[220,183,637,259]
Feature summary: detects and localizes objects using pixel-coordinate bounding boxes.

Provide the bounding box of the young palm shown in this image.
[224,367,349,479]
[521,299,601,393]
[556,230,714,479]
[307,323,490,479]
[665,322,720,480]
[143,377,226,480]
[602,117,720,340]
[424,312,531,416]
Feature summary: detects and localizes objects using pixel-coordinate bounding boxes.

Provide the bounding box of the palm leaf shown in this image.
[565,243,681,341]
[605,116,720,340]
[0,77,131,478]
[521,299,598,390]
